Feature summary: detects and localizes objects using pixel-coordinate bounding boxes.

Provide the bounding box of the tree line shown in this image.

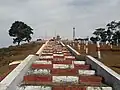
[8,20,120,46]
[90,20,120,45]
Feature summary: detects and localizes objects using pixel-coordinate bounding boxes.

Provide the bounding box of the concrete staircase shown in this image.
[18,41,112,90]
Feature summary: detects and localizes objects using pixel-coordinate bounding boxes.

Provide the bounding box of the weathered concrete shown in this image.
[86,56,120,90]
[87,87,112,90]
[36,40,49,56]
[0,41,48,90]
[67,45,80,55]
[52,76,78,83]
[0,55,38,90]
[36,44,46,56]
[18,86,52,90]
[67,45,85,60]
[78,70,95,75]
[66,44,119,90]
[60,42,65,47]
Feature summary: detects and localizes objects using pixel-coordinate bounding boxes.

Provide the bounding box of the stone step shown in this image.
[79,76,103,85]
[73,61,85,65]
[33,61,52,64]
[53,64,74,69]
[18,86,112,90]
[87,86,112,90]
[78,70,95,75]
[74,64,90,70]
[31,64,53,69]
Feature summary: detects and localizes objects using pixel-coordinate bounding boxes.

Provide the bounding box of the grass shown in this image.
[69,42,120,74]
[0,41,44,76]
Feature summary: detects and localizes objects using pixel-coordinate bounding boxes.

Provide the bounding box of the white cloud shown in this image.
[0,0,120,47]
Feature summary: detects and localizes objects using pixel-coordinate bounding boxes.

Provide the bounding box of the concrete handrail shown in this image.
[60,42,65,47]
[66,44,120,90]
[36,40,49,56]
[0,55,38,90]
[67,45,80,55]
[36,44,45,56]
[87,55,120,80]
[86,55,120,90]
[0,40,49,90]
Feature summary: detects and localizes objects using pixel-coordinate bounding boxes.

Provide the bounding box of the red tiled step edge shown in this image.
[65,57,76,60]
[53,86,86,90]
[24,75,52,82]
[52,60,72,64]
[41,53,53,56]
[74,64,90,70]
[79,76,103,85]
[39,58,53,60]
[31,64,53,69]
[63,53,72,56]
[51,69,77,75]
[53,56,64,59]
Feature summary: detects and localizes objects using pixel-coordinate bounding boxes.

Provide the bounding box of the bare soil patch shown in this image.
[70,42,120,74]
[0,41,43,76]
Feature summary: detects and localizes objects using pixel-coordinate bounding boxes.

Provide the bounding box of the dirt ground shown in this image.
[0,41,44,76]
[70,42,120,74]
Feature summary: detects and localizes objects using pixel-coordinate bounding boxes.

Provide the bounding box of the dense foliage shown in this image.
[9,21,33,45]
[90,20,120,45]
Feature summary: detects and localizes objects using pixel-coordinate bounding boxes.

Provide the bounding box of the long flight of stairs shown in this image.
[17,41,112,90]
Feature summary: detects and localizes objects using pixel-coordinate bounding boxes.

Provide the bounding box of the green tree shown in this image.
[93,28,106,41]
[106,21,118,45]
[100,31,107,43]
[90,20,120,45]
[9,21,33,45]
[90,37,98,44]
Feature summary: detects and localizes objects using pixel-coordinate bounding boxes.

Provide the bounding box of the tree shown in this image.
[90,20,120,45]
[93,28,105,40]
[106,21,115,44]
[106,21,120,45]
[91,28,106,43]
[100,31,107,43]
[9,21,33,45]
[115,21,120,45]
[90,37,98,44]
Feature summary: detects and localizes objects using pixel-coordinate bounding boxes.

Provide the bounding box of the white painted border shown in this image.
[60,42,65,47]
[67,45,80,55]
[0,41,48,90]
[36,44,45,56]
[87,55,120,81]
[0,55,38,90]
[36,40,49,56]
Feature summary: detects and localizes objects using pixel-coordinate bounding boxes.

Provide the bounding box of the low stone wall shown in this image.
[0,41,48,90]
[67,44,120,90]
[0,55,38,90]
[86,56,120,90]
[66,45,85,60]
[36,40,49,56]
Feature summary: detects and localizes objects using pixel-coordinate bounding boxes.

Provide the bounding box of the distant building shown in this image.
[56,35,61,41]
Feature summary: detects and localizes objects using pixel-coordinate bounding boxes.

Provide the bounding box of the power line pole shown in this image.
[73,27,75,40]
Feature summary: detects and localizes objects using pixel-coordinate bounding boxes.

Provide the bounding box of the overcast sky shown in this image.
[0,0,120,47]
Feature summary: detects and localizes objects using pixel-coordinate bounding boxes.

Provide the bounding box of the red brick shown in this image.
[74,65,90,70]
[52,60,72,64]
[24,75,52,82]
[53,86,64,90]
[71,86,86,90]
[52,69,77,75]
[79,76,102,85]
[31,64,53,69]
